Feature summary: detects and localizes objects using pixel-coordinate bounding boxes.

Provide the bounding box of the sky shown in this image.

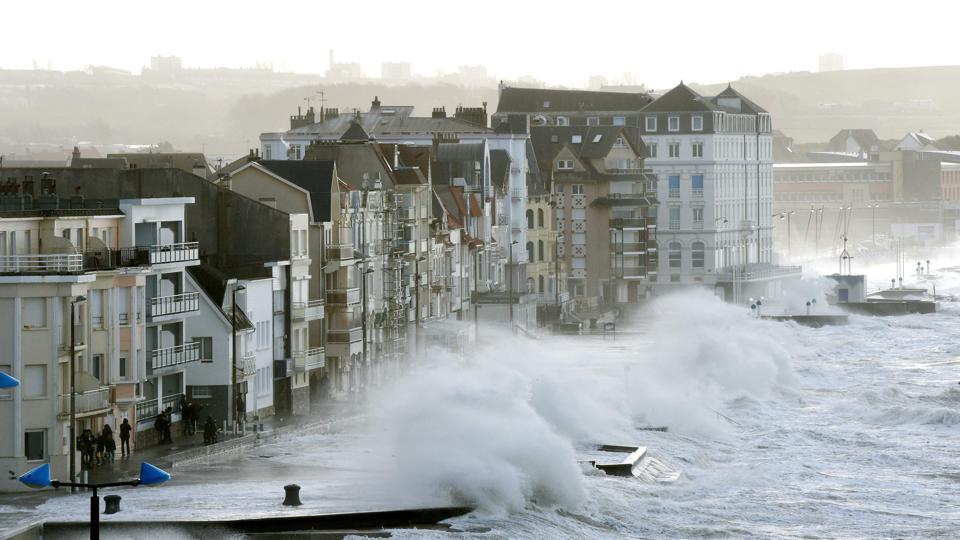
[4,0,960,89]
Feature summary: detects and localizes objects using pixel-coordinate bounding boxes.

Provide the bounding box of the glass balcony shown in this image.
[293,347,325,372]
[58,387,111,419]
[327,327,363,344]
[326,287,360,306]
[292,299,325,321]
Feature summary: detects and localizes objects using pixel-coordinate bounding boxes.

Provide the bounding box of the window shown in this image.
[645,116,657,131]
[526,242,534,261]
[613,116,626,126]
[692,174,704,197]
[193,337,213,362]
[647,143,657,158]
[571,134,582,144]
[692,142,704,158]
[692,242,705,268]
[256,321,271,349]
[572,184,585,195]
[668,242,682,267]
[538,275,545,292]
[537,208,544,227]
[25,430,45,461]
[263,145,272,160]
[526,209,534,229]
[592,134,603,143]
[668,142,680,158]
[90,290,103,328]
[615,137,625,147]
[92,353,104,382]
[692,115,704,131]
[669,176,680,198]
[22,298,46,329]
[669,207,680,230]
[668,116,680,131]
[550,135,559,143]
[538,240,545,261]
[556,116,569,126]
[554,184,564,194]
[23,365,46,398]
[693,208,704,229]
[543,100,551,108]
[291,145,302,160]
[192,385,213,399]
[119,353,127,378]
[587,117,599,126]
[557,159,574,170]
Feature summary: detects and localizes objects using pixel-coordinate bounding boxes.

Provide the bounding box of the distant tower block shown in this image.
[818,53,844,72]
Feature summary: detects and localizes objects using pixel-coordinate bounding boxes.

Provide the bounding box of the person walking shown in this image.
[100,424,116,463]
[162,407,174,444]
[119,418,132,457]
[95,427,106,465]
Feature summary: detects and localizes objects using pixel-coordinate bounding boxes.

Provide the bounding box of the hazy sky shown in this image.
[5,0,960,89]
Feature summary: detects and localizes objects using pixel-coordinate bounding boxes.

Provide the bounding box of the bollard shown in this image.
[103,495,122,514]
[282,484,302,506]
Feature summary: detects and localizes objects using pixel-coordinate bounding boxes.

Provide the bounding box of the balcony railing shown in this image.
[0,253,82,274]
[326,287,360,306]
[240,352,256,377]
[393,239,415,254]
[148,242,199,265]
[510,188,527,199]
[609,218,646,229]
[292,299,325,321]
[136,392,183,421]
[293,347,325,372]
[692,188,704,198]
[150,341,201,371]
[58,387,111,419]
[396,207,416,221]
[149,292,200,319]
[327,326,363,343]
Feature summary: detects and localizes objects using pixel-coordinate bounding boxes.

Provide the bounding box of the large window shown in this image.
[692,115,704,131]
[669,207,680,230]
[571,135,582,144]
[692,174,704,197]
[526,209,534,229]
[669,142,680,158]
[668,242,682,268]
[526,242,534,261]
[692,242,705,268]
[692,141,704,158]
[557,159,574,170]
[538,240,545,262]
[668,116,680,131]
[22,365,46,398]
[645,116,657,131]
[556,116,569,126]
[647,143,657,158]
[25,430,45,461]
[613,116,626,126]
[537,208,544,228]
[572,184,585,195]
[669,176,680,198]
[193,337,213,362]
[693,207,704,229]
[22,298,46,329]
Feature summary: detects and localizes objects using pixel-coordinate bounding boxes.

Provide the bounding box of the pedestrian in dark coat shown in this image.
[119,418,132,456]
[100,424,115,463]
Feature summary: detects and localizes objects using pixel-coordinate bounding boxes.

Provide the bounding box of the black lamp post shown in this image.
[70,295,87,490]
[18,461,170,540]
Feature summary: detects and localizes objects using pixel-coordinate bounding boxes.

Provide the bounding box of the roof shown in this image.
[435,142,485,163]
[108,152,210,175]
[340,122,371,142]
[497,87,653,113]
[489,149,511,191]
[826,129,880,152]
[529,126,643,168]
[711,85,768,114]
[288,105,491,138]
[257,160,336,222]
[641,83,717,113]
[71,157,128,169]
[187,264,256,332]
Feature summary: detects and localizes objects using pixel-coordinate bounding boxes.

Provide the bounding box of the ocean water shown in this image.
[5,264,960,539]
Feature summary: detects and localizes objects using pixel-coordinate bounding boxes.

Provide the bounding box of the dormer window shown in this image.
[668,116,680,132]
[692,115,704,131]
[543,101,551,108]
[557,160,574,170]
[556,116,569,126]
[572,135,582,144]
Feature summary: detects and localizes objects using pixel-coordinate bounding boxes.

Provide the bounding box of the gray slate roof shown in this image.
[258,160,336,222]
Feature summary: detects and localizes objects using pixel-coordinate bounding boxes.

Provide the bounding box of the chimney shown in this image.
[454,104,488,128]
[371,96,381,110]
[326,107,340,119]
[432,106,446,119]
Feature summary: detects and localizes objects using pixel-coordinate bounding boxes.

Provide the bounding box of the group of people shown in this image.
[154,407,175,444]
[78,419,132,468]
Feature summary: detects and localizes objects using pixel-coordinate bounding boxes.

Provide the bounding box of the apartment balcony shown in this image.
[148,292,200,320]
[610,242,647,254]
[0,253,83,274]
[325,244,355,260]
[150,341,201,371]
[612,266,649,279]
[326,287,360,306]
[149,242,199,265]
[293,347,325,372]
[239,352,256,377]
[393,239,415,254]
[609,218,646,230]
[328,326,363,344]
[58,387,111,419]
[692,188,704,199]
[669,188,680,199]
[510,188,527,199]
[292,299,325,321]
[396,207,416,221]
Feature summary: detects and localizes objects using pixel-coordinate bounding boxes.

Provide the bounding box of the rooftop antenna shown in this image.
[316,90,327,122]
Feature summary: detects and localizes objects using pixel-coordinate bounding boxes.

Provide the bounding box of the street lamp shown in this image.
[231,284,246,433]
[18,461,170,540]
[508,240,518,331]
[70,295,87,490]
[774,212,795,262]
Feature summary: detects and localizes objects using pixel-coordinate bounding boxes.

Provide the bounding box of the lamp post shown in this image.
[774,212,795,262]
[354,261,374,371]
[70,295,87,490]
[508,240,518,331]
[868,204,879,246]
[18,462,170,540]
[231,284,246,433]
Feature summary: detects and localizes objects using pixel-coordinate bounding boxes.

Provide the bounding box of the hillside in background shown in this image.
[2,65,960,159]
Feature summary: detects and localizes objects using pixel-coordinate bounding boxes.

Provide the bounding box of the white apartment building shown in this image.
[0,193,198,491]
[641,84,797,301]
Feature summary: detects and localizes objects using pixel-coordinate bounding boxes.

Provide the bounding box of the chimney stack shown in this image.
[432,106,447,119]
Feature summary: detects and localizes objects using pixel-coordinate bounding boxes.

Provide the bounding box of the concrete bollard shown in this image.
[103,495,122,514]
[282,484,302,506]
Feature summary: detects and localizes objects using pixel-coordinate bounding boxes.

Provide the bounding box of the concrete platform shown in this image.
[840,300,937,316]
[761,314,849,327]
[588,445,680,483]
